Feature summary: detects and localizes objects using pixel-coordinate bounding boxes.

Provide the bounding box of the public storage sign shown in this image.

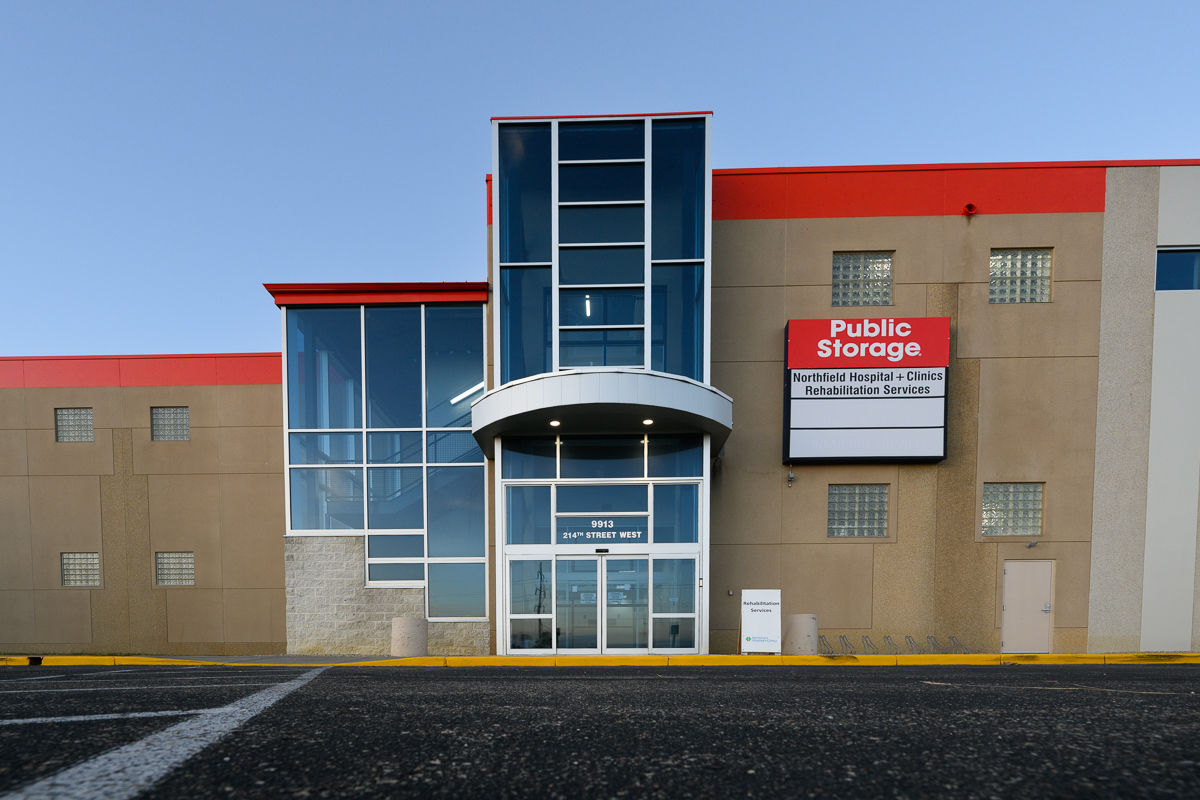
[784,317,951,463]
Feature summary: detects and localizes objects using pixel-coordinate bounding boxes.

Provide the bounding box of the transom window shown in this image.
[832,252,893,306]
[497,115,707,383]
[982,482,1044,536]
[827,484,889,537]
[284,303,487,619]
[989,249,1051,303]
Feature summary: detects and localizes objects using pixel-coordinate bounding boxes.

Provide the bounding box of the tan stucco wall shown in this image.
[709,211,1103,654]
[0,383,286,655]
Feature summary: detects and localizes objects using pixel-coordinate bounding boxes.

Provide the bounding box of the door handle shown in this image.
[1043,604,1052,614]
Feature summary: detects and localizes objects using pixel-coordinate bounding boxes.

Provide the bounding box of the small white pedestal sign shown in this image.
[740,589,782,653]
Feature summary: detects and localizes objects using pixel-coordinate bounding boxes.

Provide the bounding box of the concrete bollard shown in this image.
[390,617,428,657]
[782,614,818,655]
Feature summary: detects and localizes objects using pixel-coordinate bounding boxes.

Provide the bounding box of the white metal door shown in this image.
[1001,560,1054,654]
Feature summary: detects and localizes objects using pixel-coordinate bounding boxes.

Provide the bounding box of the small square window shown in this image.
[832,252,893,306]
[1156,250,1200,291]
[989,249,1051,303]
[61,552,100,586]
[155,552,195,585]
[827,484,889,537]
[55,408,94,442]
[982,482,1043,536]
[151,407,190,441]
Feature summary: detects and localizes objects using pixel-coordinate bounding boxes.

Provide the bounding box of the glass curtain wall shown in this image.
[285,304,488,620]
[496,115,708,383]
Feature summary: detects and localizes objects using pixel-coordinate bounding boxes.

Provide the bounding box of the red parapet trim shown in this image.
[264,282,489,307]
[486,174,492,227]
[713,164,1111,220]
[491,111,712,121]
[0,353,282,389]
[715,158,1200,175]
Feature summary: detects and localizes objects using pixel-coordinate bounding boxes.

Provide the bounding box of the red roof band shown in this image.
[0,353,282,389]
[264,282,489,307]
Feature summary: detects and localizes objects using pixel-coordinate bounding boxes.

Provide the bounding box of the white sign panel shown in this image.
[740,589,782,653]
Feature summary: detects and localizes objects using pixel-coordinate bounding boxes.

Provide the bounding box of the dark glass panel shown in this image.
[500,267,551,384]
[365,306,422,428]
[506,485,552,545]
[557,484,648,513]
[652,119,706,260]
[652,618,695,649]
[501,437,557,479]
[427,431,484,464]
[560,288,644,326]
[559,121,644,161]
[367,534,424,558]
[286,308,362,430]
[366,467,423,530]
[425,305,484,428]
[653,559,696,613]
[651,264,704,380]
[289,433,362,465]
[560,329,643,367]
[1156,250,1200,290]
[648,435,703,477]
[653,484,699,543]
[427,466,486,557]
[559,205,643,244]
[511,618,553,649]
[559,436,644,479]
[368,563,424,582]
[499,123,551,263]
[428,563,486,617]
[559,164,644,202]
[559,246,644,285]
[290,468,363,530]
[510,560,552,615]
[367,431,422,464]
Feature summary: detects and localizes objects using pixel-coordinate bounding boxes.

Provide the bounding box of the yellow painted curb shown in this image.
[897,654,1001,666]
[0,657,31,665]
[114,657,220,666]
[344,657,448,667]
[1105,653,1200,664]
[41,656,118,666]
[668,655,783,666]
[1001,654,1106,665]
[786,655,899,666]
[446,656,546,667]
[554,656,671,667]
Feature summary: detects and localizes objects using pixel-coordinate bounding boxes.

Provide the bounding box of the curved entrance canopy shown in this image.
[471,369,733,455]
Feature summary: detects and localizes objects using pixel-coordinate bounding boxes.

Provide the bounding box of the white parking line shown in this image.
[2,667,327,800]
[0,676,66,683]
[0,710,202,726]
[0,683,276,694]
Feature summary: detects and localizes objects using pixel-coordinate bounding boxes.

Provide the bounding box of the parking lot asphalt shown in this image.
[1,664,1198,799]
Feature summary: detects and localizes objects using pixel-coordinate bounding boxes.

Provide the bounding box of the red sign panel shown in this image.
[786,317,951,369]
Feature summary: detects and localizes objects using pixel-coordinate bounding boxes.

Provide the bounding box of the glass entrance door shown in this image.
[556,556,649,653]
[507,554,697,654]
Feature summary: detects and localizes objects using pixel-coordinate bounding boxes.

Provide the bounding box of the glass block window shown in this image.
[989,249,1051,303]
[832,252,893,306]
[827,484,889,537]
[982,483,1044,536]
[55,408,94,442]
[61,552,100,586]
[151,407,190,441]
[155,552,195,586]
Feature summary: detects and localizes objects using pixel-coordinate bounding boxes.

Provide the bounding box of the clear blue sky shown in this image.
[2,1,1197,357]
